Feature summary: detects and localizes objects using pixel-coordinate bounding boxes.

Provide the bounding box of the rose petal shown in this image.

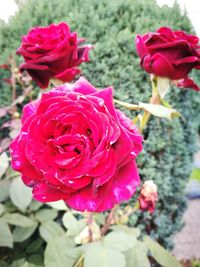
[33,182,70,202]
[175,77,200,91]
[65,159,140,212]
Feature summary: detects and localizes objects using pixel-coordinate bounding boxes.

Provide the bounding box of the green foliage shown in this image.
[10,177,32,211]
[0,219,13,248]
[84,242,126,267]
[143,236,181,267]
[0,0,200,265]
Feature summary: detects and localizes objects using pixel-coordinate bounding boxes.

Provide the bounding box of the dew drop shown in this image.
[98,100,104,106]
[131,151,136,156]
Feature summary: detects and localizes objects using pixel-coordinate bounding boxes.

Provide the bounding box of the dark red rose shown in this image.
[10,77,143,212]
[17,22,92,89]
[136,27,200,91]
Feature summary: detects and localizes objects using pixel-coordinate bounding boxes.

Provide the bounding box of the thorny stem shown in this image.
[101,205,118,235]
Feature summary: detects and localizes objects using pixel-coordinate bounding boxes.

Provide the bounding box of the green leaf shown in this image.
[104,231,137,252]
[157,77,170,99]
[114,99,141,111]
[39,220,65,242]
[0,203,4,216]
[44,236,75,267]
[29,200,43,211]
[35,209,58,222]
[62,212,80,237]
[22,261,34,267]
[26,238,44,254]
[10,177,32,211]
[21,262,40,267]
[28,254,44,265]
[0,179,11,202]
[0,219,13,248]
[3,213,35,227]
[46,200,68,210]
[84,242,126,267]
[0,260,8,267]
[143,236,181,267]
[10,259,26,267]
[0,152,9,178]
[13,223,38,242]
[139,102,180,120]
[111,225,141,238]
[125,241,150,267]
[94,213,105,225]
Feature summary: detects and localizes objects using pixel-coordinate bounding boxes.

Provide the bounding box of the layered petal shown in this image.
[136,27,200,91]
[10,78,143,212]
[17,22,93,89]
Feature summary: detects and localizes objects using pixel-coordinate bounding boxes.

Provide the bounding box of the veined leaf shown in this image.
[104,231,136,252]
[143,236,181,267]
[0,152,9,178]
[84,242,126,267]
[13,223,38,242]
[0,219,13,248]
[139,102,180,120]
[39,220,65,242]
[3,213,35,227]
[44,236,75,267]
[10,177,32,211]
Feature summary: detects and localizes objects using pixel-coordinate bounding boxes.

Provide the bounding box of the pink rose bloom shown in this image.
[138,180,158,213]
[17,22,92,89]
[10,78,143,212]
[136,27,200,91]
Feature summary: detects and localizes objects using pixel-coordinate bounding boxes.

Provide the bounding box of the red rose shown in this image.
[17,22,92,89]
[10,78,143,212]
[136,27,200,91]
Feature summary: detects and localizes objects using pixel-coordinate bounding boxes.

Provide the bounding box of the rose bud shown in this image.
[10,77,143,212]
[136,27,200,91]
[17,22,92,89]
[138,180,158,213]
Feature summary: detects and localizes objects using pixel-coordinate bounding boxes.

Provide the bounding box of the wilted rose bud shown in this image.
[138,180,158,213]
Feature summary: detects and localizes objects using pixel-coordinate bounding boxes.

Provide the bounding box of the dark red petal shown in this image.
[54,67,80,82]
[135,35,148,58]
[175,77,200,91]
[65,159,140,212]
[142,53,174,78]
[33,182,70,202]
[72,77,97,95]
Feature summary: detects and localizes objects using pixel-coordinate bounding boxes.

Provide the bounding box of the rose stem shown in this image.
[101,205,118,235]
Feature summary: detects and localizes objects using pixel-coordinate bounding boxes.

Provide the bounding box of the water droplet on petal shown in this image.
[131,151,136,156]
[98,100,104,106]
